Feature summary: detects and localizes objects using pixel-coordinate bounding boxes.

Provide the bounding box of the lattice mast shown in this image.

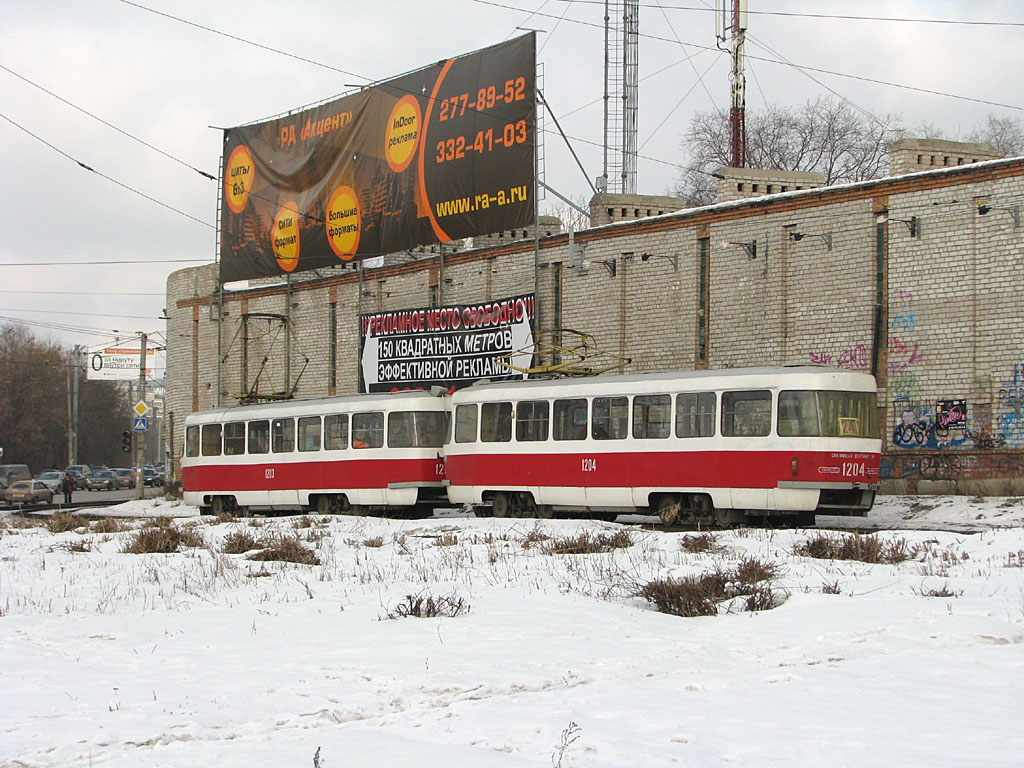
[600,0,639,194]
[717,0,748,168]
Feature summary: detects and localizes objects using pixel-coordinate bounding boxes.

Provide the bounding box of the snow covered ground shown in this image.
[2,495,1023,767]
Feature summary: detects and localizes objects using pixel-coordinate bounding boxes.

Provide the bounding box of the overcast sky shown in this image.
[2,0,1021,352]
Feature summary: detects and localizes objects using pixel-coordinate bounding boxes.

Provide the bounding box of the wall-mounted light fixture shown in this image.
[595,259,617,277]
[640,252,679,270]
[892,216,920,237]
[722,239,757,259]
[977,202,1021,227]
[789,231,833,250]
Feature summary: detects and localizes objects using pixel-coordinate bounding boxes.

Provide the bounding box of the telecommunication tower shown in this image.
[600,0,639,194]
[717,0,748,168]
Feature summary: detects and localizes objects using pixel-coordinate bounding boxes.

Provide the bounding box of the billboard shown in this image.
[86,345,163,381]
[219,34,536,283]
[360,294,535,393]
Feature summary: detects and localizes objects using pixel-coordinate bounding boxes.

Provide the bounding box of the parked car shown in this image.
[64,469,88,490]
[36,470,63,493]
[113,468,135,488]
[142,467,160,487]
[5,480,54,505]
[86,470,118,491]
[0,464,32,485]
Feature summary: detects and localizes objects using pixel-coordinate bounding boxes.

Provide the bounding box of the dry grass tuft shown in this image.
[221,529,259,554]
[47,511,87,534]
[638,557,782,617]
[914,583,962,598]
[680,533,719,553]
[122,519,204,554]
[362,535,385,548]
[62,539,92,552]
[433,533,459,547]
[795,532,919,564]
[247,534,320,565]
[1,515,40,531]
[91,517,129,533]
[385,592,470,619]
[546,530,633,555]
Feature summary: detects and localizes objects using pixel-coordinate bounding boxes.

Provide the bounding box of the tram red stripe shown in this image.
[445,450,879,489]
[183,457,444,493]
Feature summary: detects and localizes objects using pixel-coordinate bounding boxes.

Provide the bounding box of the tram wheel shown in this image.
[210,496,226,517]
[656,494,681,525]
[315,495,331,516]
[491,492,509,518]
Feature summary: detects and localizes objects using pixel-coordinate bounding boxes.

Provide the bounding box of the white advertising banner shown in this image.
[360,294,535,393]
[86,345,162,381]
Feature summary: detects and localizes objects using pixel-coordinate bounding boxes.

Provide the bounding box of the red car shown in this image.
[4,480,54,505]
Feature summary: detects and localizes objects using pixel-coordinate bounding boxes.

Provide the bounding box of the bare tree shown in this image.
[674,96,906,206]
[544,194,591,233]
[967,114,1024,157]
[0,323,133,472]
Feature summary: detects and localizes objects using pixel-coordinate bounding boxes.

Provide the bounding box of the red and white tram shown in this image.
[443,367,881,525]
[182,390,448,516]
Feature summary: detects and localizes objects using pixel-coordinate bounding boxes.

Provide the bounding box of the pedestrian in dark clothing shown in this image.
[61,473,75,504]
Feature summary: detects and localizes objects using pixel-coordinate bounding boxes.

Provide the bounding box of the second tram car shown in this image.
[443,367,881,525]
[182,390,449,515]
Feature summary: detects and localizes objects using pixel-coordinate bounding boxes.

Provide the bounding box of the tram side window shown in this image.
[455,404,478,443]
[480,402,513,442]
[248,420,270,454]
[272,418,295,453]
[676,393,716,438]
[553,398,588,440]
[818,391,880,438]
[778,391,819,436]
[298,416,321,452]
[201,424,221,456]
[324,414,349,450]
[592,396,628,439]
[721,390,772,437]
[416,411,447,447]
[186,425,200,457]
[516,400,549,441]
[388,412,415,448]
[224,422,246,455]
[352,412,384,448]
[633,394,671,439]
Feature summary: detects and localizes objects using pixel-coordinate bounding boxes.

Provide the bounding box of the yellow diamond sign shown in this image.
[134,401,150,417]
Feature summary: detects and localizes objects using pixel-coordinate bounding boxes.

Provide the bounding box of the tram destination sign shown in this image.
[360,294,535,393]
[219,34,535,283]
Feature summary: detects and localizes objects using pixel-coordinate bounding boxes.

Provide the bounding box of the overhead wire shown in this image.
[0,113,215,229]
[552,1,1024,27]
[474,0,1024,112]
[0,63,216,181]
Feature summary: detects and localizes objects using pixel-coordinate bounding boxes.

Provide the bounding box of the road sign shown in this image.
[134,401,150,417]
[133,417,148,432]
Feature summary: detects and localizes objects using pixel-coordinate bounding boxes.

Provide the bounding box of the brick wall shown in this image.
[167,157,1024,495]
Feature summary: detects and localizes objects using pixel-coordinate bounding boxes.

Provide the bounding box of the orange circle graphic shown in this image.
[271,201,300,272]
[385,94,422,173]
[325,186,360,260]
[225,145,254,214]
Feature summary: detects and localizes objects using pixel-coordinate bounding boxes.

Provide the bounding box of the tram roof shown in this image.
[184,388,446,423]
[454,366,877,399]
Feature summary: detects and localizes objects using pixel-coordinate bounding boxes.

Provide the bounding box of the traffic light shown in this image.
[122,431,132,453]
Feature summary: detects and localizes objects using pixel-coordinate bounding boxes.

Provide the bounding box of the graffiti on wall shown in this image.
[880,452,1023,481]
[809,344,870,369]
[997,363,1024,448]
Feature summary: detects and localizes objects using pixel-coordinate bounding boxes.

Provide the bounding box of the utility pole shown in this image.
[717,0,748,168]
[136,332,147,500]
